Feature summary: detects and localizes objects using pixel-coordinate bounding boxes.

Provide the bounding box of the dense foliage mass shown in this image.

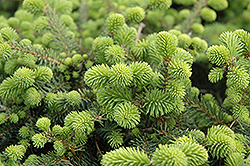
[0,0,250,165]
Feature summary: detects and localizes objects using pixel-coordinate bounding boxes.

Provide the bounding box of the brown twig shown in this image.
[0,125,16,137]
[9,43,61,65]
[105,0,116,12]
[163,56,173,88]
[125,53,135,62]
[0,105,9,111]
[95,139,103,156]
[52,82,66,93]
[183,97,222,124]
[136,22,146,42]
[156,129,173,138]
[40,157,73,166]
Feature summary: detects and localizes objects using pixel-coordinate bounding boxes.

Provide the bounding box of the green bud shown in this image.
[66,90,81,106]
[52,125,63,135]
[9,113,19,123]
[22,0,45,14]
[7,17,20,27]
[32,133,47,148]
[60,52,67,58]
[168,29,182,37]
[72,54,83,63]
[84,37,94,47]
[59,64,68,72]
[179,9,191,20]
[191,23,204,34]
[19,126,30,138]
[106,13,125,32]
[82,54,89,60]
[36,117,51,131]
[125,7,145,23]
[191,37,202,50]
[208,0,228,11]
[20,21,32,31]
[64,57,73,66]
[201,7,217,22]
[5,145,26,161]
[178,34,192,49]
[0,113,7,125]
[174,0,197,6]
[53,141,66,156]
[163,15,175,27]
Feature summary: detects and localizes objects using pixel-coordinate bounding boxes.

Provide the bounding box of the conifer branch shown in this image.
[155,129,173,138]
[52,81,66,93]
[9,42,61,65]
[45,6,78,55]
[177,114,183,129]
[182,0,207,33]
[0,123,22,137]
[183,97,223,124]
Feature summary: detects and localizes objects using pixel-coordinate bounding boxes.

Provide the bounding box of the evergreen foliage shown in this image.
[0,0,250,165]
